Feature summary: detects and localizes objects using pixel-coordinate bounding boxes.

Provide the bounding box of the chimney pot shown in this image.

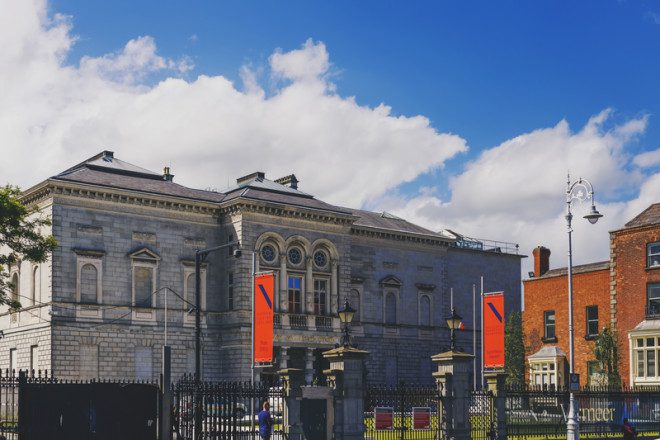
[163,166,174,182]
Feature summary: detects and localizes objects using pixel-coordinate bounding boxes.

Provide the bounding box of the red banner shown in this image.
[254,273,274,363]
[483,292,505,369]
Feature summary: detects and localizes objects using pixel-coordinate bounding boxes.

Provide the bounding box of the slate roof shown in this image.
[529,346,566,359]
[624,203,660,229]
[534,260,609,279]
[43,151,457,240]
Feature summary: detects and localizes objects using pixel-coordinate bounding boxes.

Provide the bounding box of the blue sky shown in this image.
[49,0,660,202]
[2,0,659,272]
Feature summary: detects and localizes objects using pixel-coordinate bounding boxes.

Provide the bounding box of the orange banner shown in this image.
[483,292,505,369]
[254,273,275,364]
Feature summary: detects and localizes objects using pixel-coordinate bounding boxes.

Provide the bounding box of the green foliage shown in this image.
[505,311,526,387]
[593,326,621,388]
[0,185,57,308]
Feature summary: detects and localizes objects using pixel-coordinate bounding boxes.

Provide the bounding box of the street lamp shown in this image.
[338,297,356,347]
[565,175,602,440]
[446,307,463,352]
[193,240,241,440]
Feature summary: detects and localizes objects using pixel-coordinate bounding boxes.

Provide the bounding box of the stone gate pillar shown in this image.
[323,346,369,440]
[278,368,305,438]
[432,350,474,440]
[485,371,507,440]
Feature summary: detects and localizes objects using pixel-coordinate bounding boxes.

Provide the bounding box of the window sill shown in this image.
[542,337,557,343]
[645,265,660,271]
[584,334,598,341]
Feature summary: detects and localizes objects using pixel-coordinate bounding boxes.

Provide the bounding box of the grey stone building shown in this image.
[1,151,522,385]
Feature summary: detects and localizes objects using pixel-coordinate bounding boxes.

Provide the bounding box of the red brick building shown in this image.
[523,203,660,387]
[610,204,660,386]
[523,247,610,387]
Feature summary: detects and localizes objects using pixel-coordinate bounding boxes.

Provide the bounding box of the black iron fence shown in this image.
[364,382,441,440]
[470,389,496,440]
[0,370,19,440]
[171,375,286,440]
[506,385,660,439]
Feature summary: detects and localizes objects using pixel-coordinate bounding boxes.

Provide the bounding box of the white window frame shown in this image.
[648,242,660,268]
[631,335,660,385]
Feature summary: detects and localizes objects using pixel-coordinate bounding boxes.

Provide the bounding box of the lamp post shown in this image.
[193,240,241,440]
[338,297,356,347]
[565,175,603,440]
[446,307,463,352]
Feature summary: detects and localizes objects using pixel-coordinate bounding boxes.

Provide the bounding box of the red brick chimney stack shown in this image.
[532,246,551,277]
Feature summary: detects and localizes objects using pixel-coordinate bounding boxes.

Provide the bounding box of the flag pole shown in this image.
[250,251,256,427]
[480,276,484,389]
[473,283,476,391]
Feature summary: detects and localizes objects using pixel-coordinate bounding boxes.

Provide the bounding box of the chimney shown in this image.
[163,166,174,182]
[237,171,265,186]
[532,246,551,277]
[274,174,299,190]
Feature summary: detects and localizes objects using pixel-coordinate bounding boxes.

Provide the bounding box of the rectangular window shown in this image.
[9,348,17,373]
[586,306,599,337]
[634,337,660,380]
[648,242,660,268]
[134,347,153,381]
[134,266,154,307]
[79,345,99,380]
[314,279,327,315]
[648,283,660,317]
[288,276,302,314]
[544,310,556,340]
[30,345,38,373]
[227,272,234,310]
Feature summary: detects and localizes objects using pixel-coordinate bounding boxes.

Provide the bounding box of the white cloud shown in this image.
[376,112,660,275]
[0,1,467,210]
[633,149,660,168]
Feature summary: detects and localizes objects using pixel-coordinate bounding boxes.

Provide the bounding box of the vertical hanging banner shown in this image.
[483,292,505,369]
[254,273,275,364]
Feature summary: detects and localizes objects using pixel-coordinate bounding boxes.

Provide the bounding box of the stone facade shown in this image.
[0,151,522,385]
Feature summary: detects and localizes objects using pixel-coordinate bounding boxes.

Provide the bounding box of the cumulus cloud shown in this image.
[375,112,660,274]
[0,0,467,209]
[633,149,660,168]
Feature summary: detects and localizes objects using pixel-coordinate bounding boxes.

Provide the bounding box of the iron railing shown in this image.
[288,314,308,329]
[315,315,333,330]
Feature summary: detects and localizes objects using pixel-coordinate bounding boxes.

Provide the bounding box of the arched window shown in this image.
[31,266,39,305]
[385,292,397,325]
[11,273,19,304]
[420,295,431,326]
[80,264,98,304]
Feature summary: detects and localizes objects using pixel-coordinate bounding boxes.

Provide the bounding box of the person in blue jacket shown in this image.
[258,400,273,440]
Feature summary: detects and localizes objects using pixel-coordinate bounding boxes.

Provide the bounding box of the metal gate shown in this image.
[171,375,286,439]
[364,382,441,439]
[469,389,495,440]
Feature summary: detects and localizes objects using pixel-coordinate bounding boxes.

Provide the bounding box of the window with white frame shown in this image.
[530,361,557,386]
[648,242,660,268]
[633,336,660,381]
[313,279,328,315]
[419,295,431,326]
[288,276,302,314]
[648,284,660,317]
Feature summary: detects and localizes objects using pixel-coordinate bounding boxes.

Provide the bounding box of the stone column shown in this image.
[279,346,290,370]
[432,350,475,440]
[279,255,288,311]
[323,346,369,440]
[330,259,338,315]
[278,368,305,439]
[305,347,315,385]
[485,371,507,440]
[306,256,314,314]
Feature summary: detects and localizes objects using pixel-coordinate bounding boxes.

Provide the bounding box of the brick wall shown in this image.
[611,225,660,384]
[523,268,610,384]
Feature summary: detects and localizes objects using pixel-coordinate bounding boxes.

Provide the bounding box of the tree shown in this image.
[504,311,526,387]
[0,185,57,308]
[592,326,621,388]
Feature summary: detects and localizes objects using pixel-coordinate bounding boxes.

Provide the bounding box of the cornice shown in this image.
[218,198,357,227]
[24,180,220,216]
[351,225,453,247]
